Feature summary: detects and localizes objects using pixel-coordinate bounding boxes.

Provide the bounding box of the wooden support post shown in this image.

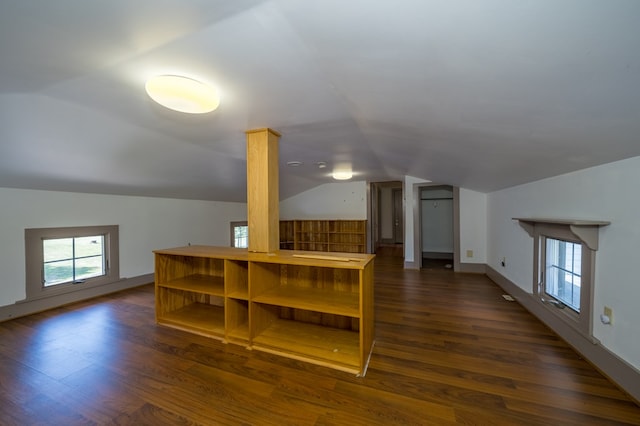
[246,128,281,253]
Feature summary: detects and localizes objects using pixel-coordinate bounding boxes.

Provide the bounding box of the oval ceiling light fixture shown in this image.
[145,75,220,114]
[332,168,353,180]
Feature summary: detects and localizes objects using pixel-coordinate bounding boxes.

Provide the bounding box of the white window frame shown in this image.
[230,221,248,248]
[25,225,120,301]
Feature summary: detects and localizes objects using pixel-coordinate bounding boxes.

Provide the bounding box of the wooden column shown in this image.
[246,128,280,253]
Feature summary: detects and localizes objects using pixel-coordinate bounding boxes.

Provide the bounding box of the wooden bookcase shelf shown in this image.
[252,286,359,317]
[154,245,375,376]
[279,220,295,250]
[226,298,249,344]
[160,303,225,337]
[160,274,225,295]
[279,220,367,253]
[251,317,361,372]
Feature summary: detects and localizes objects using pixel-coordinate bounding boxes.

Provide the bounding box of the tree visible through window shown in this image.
[43,235,106,286]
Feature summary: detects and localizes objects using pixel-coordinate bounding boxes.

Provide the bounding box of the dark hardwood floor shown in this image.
[1,248,639,425]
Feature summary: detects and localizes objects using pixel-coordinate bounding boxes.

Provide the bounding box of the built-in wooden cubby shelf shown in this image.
[251,316,361,372]
[279,220,367,253]
[160,302,225,337]
[154,245,375,376]
[252,286,359,317]
[160,274,225,295]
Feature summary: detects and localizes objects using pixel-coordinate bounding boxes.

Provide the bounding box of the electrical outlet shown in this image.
[604,306,613,324]
[466,250,473,258]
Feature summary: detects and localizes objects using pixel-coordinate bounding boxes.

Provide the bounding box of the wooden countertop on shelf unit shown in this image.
[153,245,248,260]
[154,245,375,269]
[248,250,374,269]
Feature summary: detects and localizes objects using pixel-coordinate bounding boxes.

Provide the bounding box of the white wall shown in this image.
[459,188,487,264]
[421,199,454,253]
[421,187,454,254]
[0,187,246,307]
[487,156,640,370]
[280,181,367,220]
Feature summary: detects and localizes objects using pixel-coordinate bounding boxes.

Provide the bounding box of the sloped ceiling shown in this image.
[1,0,639,202]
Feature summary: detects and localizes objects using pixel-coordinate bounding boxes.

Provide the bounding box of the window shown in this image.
[25,225,119,300]
[43,235,106,286]
[230,221,248,248]
[544,238,582,312]
[516,219,606,339]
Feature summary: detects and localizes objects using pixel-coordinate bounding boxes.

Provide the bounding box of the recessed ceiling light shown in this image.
[316,161,327,169]
[145,75,220,114]
[287,161,303,167]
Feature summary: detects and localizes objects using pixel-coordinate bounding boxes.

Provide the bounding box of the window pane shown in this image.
[44,260,73,286]
[42,235,106,287]
[75,235,103,257]
[234,225,248,248]
[545,238,581,312]
[75,255,105,280]
[43,238,73,262]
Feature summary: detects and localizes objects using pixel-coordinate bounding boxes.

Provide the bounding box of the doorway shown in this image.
[420,185,454,270]
[392,188,403,244]
[369,181,403,254]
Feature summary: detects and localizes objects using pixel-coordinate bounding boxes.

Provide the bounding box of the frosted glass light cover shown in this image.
[332,171,352,180]
[145,75,220,114]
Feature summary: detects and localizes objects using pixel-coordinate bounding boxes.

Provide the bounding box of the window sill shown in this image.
[18,276,124,304]
[535,294,600,344]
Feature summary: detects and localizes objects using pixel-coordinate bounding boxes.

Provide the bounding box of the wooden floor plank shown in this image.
[0,249,638,425]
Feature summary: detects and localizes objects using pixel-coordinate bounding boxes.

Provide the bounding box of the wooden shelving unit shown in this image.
[280,219,367,253]
[279,220,295,250]
[154,245,375,376]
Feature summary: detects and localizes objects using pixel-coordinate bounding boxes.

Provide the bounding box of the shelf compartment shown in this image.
[326,244,365,254]
[156,253,225,279]
[159,274,224,296]
[158,302,225,338]
[226,299,249,344]
[156,285,225,337]
[251,262,360,290]
[225,259,249,300]
[253,286,359,318]
[252,316,360,374]
[289,220,366,253]
[227,323,249,344]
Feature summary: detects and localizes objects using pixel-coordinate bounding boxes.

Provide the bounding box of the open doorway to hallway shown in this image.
[369,181,403,256]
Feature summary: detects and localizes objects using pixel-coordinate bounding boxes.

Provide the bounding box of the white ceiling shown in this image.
[1,0,639,202]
